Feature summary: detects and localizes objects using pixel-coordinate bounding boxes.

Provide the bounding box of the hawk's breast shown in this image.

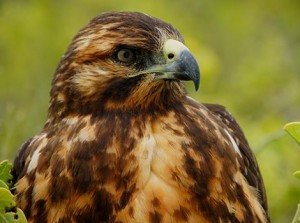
[115,111,208,222]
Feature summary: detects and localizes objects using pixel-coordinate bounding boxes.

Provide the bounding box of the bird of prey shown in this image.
[13,11,269,223]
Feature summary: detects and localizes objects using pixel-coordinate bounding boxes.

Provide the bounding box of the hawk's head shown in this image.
[48,11,200,121]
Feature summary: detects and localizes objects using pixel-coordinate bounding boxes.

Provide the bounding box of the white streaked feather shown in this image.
[224,129,242,158]
[27,149,41,173]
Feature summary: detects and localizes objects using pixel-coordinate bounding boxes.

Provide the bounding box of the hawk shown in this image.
[13,11,269,223]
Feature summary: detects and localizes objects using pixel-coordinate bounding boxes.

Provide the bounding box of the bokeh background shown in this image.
[0,0,299,222]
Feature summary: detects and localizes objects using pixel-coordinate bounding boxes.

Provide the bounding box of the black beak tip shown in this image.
[187,63,200,91]
[194,67,200,91]
[194,78,200,91]
[179,50,200,91]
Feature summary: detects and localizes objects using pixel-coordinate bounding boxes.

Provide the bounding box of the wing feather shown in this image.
[204,103,269,219]
[12,137,33,183]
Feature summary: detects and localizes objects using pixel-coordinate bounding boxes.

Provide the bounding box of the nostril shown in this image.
[167,53,175,60]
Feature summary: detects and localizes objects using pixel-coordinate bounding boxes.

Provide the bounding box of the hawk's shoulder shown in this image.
[13,137,34,182]
[203,102,269,219]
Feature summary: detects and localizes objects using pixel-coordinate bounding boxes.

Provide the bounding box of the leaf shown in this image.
[284,122,300,145]
[0,179,9,189]
[0,187,15,213]
[0,161,13,188]
[0,208,27,223]
[293,171,300,180]
[0,188,27,223]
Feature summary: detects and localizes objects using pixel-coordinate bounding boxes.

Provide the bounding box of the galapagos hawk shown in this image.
[13,11,269,223]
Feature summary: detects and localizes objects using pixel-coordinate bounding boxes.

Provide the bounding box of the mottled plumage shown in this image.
[13,12,269,223]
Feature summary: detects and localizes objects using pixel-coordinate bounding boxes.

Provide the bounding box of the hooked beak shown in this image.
[129,39,200,91]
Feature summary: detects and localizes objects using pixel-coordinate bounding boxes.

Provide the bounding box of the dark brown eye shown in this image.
[116,49,134,63]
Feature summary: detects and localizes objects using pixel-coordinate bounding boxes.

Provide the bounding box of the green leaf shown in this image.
[0,187,15,213]
[293,171,300,180]
[0,160,13,189]
[0,179,9,189]
[0,188,27,223]
[0,208,27,223]
[284,122,300,145]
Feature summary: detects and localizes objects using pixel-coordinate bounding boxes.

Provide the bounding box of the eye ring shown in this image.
[116,49,135,64]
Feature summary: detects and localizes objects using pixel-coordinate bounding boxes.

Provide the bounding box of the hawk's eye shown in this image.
[116,49,135,64]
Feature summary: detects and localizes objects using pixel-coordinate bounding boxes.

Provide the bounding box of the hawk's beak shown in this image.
[155,39,200,91]
[130,39,200,91]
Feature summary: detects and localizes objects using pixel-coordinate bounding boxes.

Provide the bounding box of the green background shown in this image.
[0,0,299,222]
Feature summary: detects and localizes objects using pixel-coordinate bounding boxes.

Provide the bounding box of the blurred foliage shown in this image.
[284,123,300,223]
[292,204,300,223]
[0,0,299,222]
[285,122,300,145]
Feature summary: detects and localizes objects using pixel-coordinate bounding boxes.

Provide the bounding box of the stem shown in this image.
[292,204,300,223]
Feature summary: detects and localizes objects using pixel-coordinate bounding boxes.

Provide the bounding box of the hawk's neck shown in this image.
[45,80,187,128]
